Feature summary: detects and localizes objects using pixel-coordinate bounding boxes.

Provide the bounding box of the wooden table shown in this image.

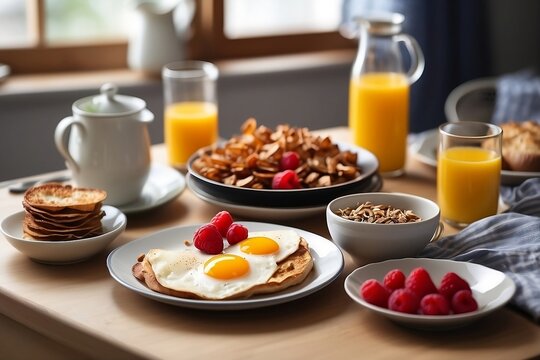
[1,127,538,360]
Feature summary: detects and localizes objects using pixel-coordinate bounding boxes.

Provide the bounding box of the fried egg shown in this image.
[146,229,301,300]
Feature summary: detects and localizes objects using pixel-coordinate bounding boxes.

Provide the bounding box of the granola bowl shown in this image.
[187,142,379,208]
[326,193,441,263]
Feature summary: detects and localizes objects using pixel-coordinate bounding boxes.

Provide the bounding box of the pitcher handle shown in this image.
[54,116,83,173]
[395,34,425,85]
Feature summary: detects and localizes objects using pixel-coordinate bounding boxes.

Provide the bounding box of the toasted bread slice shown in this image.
[24,184,106,211]
[132,238,314,300]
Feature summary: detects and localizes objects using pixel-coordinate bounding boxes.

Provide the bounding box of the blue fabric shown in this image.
[420,178,540,322]
[491,70,540,124]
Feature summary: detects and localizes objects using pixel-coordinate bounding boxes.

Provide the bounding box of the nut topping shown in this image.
[336,201,421,224]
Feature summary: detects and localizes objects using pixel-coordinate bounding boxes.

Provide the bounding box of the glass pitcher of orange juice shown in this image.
[348,13,424,176]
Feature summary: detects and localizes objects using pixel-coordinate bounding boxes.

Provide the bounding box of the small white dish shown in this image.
[116,163,185,214]
[1,205,126,264]
[344,258,516,330]
[327,192,440,262]
[107,221,344,310]
[188,173,382,221]
[410,128,540,185]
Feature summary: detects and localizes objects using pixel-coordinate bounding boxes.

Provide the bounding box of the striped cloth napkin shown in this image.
[491,70,540,124]
[420,178,540,322]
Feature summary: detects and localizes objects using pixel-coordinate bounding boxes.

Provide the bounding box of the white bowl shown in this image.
[344,258,516,330]
[326,192,441,262]
[1,205,126,264]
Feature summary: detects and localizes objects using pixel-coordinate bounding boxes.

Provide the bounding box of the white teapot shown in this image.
[55,83,153,205]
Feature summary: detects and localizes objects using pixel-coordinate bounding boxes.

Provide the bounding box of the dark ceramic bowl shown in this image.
[187,142,379,208]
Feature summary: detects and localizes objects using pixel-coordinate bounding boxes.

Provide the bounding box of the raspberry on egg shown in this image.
[193,224,224,255]
[210,211,234,237]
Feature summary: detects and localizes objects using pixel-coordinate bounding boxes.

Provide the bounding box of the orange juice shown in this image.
[349,72,409,174]
[164,101,218,166]
[438,146,501,225]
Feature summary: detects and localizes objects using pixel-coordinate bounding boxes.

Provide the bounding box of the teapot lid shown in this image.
[73,83,146,116]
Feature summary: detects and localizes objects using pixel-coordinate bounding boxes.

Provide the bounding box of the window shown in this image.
[0,0,354,74]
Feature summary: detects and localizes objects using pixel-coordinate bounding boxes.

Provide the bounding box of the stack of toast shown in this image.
[22,184,107,241]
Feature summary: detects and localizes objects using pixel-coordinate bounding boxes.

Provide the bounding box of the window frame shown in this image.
[0,0,355,74]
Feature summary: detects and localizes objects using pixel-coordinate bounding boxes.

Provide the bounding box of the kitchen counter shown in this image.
[1,127,539,360]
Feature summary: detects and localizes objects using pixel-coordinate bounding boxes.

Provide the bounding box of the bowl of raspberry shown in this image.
[344,258,516,330]
[326,192,441,262]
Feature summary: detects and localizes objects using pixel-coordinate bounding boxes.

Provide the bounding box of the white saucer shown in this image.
[410,128,540,185]
[187,173,383,221]
[115,164,186,214]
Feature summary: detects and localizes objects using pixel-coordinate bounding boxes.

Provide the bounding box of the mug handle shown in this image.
[54,116,83,173]
[395,34,425,85]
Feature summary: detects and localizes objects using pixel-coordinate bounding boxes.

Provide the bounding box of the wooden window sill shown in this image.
[0,49,355,96]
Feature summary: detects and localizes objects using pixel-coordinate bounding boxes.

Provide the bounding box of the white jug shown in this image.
[54,83,153,206]
[128,0,195,73]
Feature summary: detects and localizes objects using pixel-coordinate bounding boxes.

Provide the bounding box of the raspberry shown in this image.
[383,269,406,291]
[451,290,478,314]
[420,293,451,315]
[439,272,471,300]
[405,267,438,298]
[193,224,224,254]
[360,279,391,308]
[226,223,249,245]
[388,288,420,314]
[272,170,301,189]
[280,151,301,171]
[210,211,234,237]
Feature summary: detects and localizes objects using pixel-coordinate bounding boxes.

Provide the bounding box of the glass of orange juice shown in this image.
[162,61,219,169]
[437,122,502,228]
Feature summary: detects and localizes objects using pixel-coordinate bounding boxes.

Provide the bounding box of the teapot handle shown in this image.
[54,116,83,173]
[395,34,425,85]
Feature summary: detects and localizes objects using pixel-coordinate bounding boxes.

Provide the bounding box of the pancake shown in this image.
[132,238,314,300]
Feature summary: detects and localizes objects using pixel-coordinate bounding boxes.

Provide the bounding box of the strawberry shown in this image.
[388,288,420,314]
[405,267,438,298]
[193,224,224,254]
[451,290,478,314]
[210,211,234,237]
[360,279,391,308]
[420,293,451,315]
[383,269,406,291]
[226,223,249,245]
[439,272,471,300]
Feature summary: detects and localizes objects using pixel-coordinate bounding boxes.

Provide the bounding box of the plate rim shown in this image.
[107,221,344,310]
[116,163,186,214]
[344,257,516,327]
[411,128,540,179]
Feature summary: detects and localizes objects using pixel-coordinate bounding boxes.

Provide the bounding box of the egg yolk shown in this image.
[204,254,249,280]
[240,237,280,255]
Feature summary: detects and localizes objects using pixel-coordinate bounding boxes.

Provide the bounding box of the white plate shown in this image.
[187,173,383,221]
[107,222,344,310]
[344,258,516,330]
[116,163,185,214]
[1,206,126,264]
[410,129,540,185]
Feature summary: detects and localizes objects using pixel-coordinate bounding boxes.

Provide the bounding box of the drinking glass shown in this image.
[437,122,502,228]
[162,60,219,169]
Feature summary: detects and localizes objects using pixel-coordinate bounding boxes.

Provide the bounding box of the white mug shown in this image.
[55,84,153,205]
